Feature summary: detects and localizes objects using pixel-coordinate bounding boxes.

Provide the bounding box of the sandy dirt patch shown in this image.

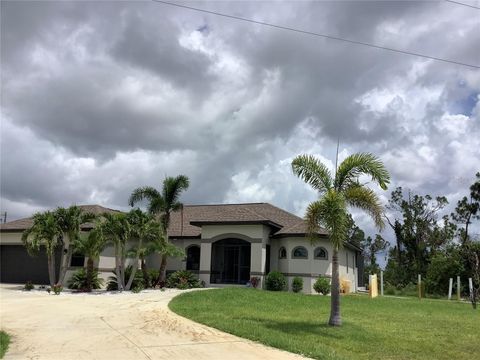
[0,285,308,359]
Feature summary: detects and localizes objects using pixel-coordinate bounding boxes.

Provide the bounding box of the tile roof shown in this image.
[0,202,328,238]
[0,205,120,232]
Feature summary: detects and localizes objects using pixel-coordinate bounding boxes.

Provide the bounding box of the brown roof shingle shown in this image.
[0,205,120,232]
[168,203,328,238]
[0,202,328,238]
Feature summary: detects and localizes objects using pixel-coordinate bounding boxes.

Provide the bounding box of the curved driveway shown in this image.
[0,285,307,360]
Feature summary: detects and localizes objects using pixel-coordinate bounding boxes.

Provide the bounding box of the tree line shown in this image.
[350,172,480,298]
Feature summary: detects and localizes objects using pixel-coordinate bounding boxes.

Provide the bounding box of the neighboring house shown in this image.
[0,203,362,293]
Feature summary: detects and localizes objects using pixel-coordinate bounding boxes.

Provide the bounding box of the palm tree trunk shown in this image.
[329,248,342,326]
[141,256,148,287]
[126,256,140,290]
[114,244,123,291]
[126,240,142,291]
[156,254,168,287]
[47,253,56,287]
[86,257,94,292]
[58,244,72,285]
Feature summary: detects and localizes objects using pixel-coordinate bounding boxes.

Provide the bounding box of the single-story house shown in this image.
[0,203,362,293]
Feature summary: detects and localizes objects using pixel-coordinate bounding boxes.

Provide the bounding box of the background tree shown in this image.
[292,153,389,326]
[22,211,62,286]
[129,175,189,285]
[384,188,453,286]
[452,172,480,244]
[363,234,388,284]
[72,224,107,291]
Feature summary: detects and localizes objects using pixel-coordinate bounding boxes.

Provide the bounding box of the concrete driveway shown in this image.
[0,285,306,360]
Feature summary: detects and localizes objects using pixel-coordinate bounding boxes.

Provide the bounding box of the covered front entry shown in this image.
[210,238,251,284]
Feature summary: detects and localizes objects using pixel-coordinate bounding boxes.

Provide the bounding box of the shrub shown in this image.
[313,277,330,295]
[24,281,34,291]
[250,277,260,289]
[68,268,104,291]
[52,284,63,295]
[292,277,303,293]
[166,270,201,289]
[265,271,287,291]
[106,265,144,291]
[145,269,160,288]
[131,284,144,293]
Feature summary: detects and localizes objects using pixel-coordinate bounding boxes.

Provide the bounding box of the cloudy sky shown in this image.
[1,0,479,246]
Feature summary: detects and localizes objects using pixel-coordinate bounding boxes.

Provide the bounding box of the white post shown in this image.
[469,278,474,300]
[380,271,384,296]
[457,276,461,301]
[448,278,453,300]
[418,274,422,299]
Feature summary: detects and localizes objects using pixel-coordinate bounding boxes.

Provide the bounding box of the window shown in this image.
[186,245,200,271]
[346,252,349,273]
[279,247,287,259]
[292,246,308,259]
[314,247,328,260]
[70,253,85,267]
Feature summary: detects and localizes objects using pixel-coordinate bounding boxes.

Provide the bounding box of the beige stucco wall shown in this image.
[0,232,23,245]
[201,224,266,240]
[269,237,358,293]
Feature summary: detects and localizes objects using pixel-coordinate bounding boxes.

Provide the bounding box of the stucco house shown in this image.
[0,203,362,293]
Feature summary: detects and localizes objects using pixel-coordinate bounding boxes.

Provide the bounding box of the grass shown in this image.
[169,288,480,360]
[0,331,10,359]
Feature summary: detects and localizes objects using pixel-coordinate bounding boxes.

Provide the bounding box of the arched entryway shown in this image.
[186,245,200,271]
[210,238,251,285]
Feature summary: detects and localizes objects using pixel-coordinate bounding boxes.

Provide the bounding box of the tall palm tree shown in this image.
[55,206,96,285]
[72,225,107,291]
[129,175,190,285]
[292,153,390,326]
[22,211,62,286]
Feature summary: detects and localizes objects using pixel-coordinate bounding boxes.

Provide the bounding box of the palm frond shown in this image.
[162,175,190,208]
[128,186,161,207]
[344,185,385,230]
[335,153,390,191]
[292,155,333,194]
[305,192,348,250]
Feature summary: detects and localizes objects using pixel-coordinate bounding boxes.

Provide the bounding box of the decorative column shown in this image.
[199,242,212,286]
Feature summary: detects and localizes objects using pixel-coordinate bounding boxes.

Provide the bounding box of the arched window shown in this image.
[314,247,328,260]
[292,246,308,259]
[186,245,200,271]
[279,247,287,259]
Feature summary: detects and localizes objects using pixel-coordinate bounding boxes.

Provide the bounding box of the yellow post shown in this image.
[418,274,422,300]
[369,274,378,298]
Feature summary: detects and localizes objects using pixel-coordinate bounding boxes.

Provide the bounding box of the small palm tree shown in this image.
[99,212,131,291]
[22,211,62,286]
[72,225,107,292]
[55,206,96,285]
[124,209,171,290]
[129,175,189,285]
[292,153,390,326]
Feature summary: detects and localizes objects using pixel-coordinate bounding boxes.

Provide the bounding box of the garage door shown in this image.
[0,245,62,284]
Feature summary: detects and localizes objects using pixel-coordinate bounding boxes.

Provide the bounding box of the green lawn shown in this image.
[0,331,10,359]
[169,288,480,360]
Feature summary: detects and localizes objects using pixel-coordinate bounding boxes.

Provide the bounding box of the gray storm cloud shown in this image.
[1,1,479,243]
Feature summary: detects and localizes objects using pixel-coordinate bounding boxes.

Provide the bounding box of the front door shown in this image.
[210,238,251,284]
